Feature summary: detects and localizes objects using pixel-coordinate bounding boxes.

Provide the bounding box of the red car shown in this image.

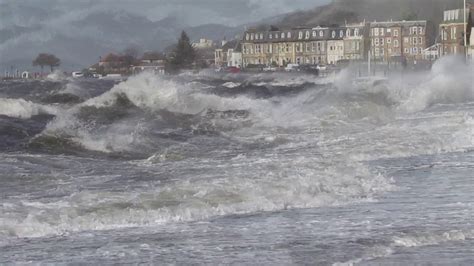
[226,66,240,73]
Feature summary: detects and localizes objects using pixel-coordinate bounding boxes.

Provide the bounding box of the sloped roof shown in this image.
[141,51,166,61]
[101,53,122,62]
[370,20,427,27]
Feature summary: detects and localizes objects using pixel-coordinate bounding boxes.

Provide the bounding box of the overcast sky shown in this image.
[0,0,331,27]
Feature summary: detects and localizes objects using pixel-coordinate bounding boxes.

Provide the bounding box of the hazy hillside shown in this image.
[279,0,471,27]
[0,8,242,71]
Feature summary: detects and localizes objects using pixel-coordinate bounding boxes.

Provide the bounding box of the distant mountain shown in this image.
[278,0,470,27]
[0,9,243,71]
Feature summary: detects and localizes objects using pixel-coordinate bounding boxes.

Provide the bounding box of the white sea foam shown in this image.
[334,229,474,266]
[0,161,392,238]
[0,98,58,119]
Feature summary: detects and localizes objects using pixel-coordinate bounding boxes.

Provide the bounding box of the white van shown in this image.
[284,64,299,72]
[72,72,84,78]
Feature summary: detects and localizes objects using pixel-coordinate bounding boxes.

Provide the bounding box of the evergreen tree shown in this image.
[169,31,196,71]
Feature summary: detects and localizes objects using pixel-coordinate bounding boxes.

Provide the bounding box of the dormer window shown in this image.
[346,30,351,37]
[305,31,310,39]
[246,34,249,40]
[339,30,343,37]
[313,31,317,37]
[255,34,258,40]
[332,31,336,38]
[298,31,303,39]
[269,34,272,39]
[275,33,279,39]
[287,32,291,38]
[281,32,285,38]
[354,29,359,36]
[320,31,324,37]
[260,33,264,39]
[250,33,254,40]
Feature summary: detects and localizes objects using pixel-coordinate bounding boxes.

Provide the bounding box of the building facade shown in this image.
[192,39,214,49]
[422,43,441,61]
[241,25,371,68]
[370,21,428,62]
[439,9,470,56]
[343,23,370,61]
[214,40,242,68]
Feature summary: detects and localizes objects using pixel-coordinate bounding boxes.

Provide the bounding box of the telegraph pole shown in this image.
[464,0,468,61]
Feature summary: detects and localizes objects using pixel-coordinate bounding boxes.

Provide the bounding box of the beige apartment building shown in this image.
[370,21,428,62]
[241,24,369,68]
[343,23,370,61]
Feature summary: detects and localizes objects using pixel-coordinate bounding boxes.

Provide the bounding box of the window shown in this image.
[387,38,391,44]
[305,31,310,39]
[275,33,279,39]
[404,37,409,43]
[375,38,379,46]
[246,34,249,40]
[419,37,422,44]
[286,44,289,52]
[381,48,384,55]
[394,39,399,47]
[281,32,285,39]
[339,30,344,38]
[354,29,359,36]
[313,31,317,37]
[250,33,254,40]
[418,27,423,35]
[346,30,351,37]
[255,34,258,40]
[298,31,303,39]
[394,29,399,37]
[260,33,264,39]
[269,34,272,39]
[374,28,379,36]
[287,32,291,38]
[332,31,336,38]
[413,38,417,45]
[380,38,384,45]
[320,30,324,37]
[404,48,409,53]
[381,28,385,36]
[387,28,391,33]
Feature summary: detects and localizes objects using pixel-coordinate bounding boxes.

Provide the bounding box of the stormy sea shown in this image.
[1,57,473,265]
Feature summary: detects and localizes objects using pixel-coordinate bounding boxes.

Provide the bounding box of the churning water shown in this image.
[0,57,473,264]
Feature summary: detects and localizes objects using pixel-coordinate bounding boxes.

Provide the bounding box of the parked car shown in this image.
[284,64,299,72]
[299,65,319,75]
[72,71,84,78]
[316,65,328,71]
[226,66,241,73]
[263,66,277,72]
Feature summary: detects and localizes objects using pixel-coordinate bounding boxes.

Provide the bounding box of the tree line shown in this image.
[31,30,200,74]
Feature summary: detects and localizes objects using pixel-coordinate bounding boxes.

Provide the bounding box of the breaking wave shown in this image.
[0,160,392,238]
[0,98,58,119]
